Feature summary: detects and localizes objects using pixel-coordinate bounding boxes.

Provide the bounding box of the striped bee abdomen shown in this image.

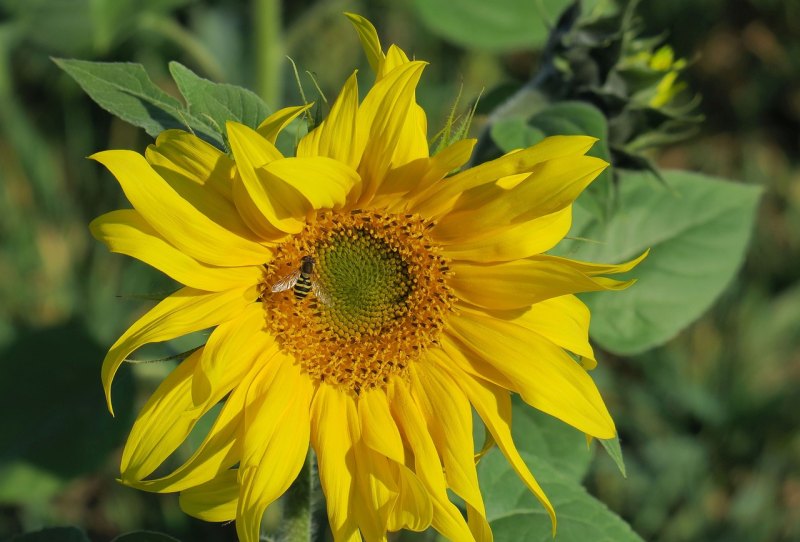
[293,273,313,300]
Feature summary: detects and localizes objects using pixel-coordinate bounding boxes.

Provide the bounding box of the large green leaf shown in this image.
[505,396,593,482]
[555,170,762,354]
[10,527,90,542]
[168,62,270,136]
[490,118,545,152]
[411,0,572,52]
[479,448,643,542]
[53,59,222,146]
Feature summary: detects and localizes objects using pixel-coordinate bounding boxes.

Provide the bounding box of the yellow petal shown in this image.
[389,379,475,542]
[439,335,516,393]
[311,384,361,542]
[145,130,261,243]
[412,363,492,541]
[263,156,360,212]
[92,150,271,266]
[388,463,434,533]
[230,122,360,232]
[431,350,556,534]
[438,154,606,233]
[358,389,405,465]
[356,61,427,206]
[227,121,305,236]
[509,295,597,369]
[120,348,204,482]
[438,207,572,262]
[102,286,255,414]
[406,138,476,197]
[192,304,273,405]
[129,357,270,493]
[542,249,649,276]
[375,138,476,210]
[389,101,429,175]
[345,12,384,73]
[357,389,432,533]
[90,210,263,291]
[316,72,361,170]
[257,104,313,144]
[410,135,598,217]
[448,307,616,438]
[129,388,243,493]
[296,119,323,159]
[380,44,412,77]
[237,358,313,542]
[350,415,392,540]
[121,311,270,484]
[146,130,229,191]
[179,470,239,522]
[449,257,635,311]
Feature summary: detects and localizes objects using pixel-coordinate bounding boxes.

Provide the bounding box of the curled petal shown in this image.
[410,136,598,217]
[179,470,239,522]
[447,307,616,438]
[236,358,313,542]
[449,252,644,311]
[90,210,263,291]
[102,286,256,414]
[92,150,271,266]
[430,349,557,533]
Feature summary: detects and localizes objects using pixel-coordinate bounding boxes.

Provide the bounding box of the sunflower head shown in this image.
[263,208,454,395]
[90,12,645,542]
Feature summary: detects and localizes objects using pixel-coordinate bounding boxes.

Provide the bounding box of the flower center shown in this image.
[262,210,453,394]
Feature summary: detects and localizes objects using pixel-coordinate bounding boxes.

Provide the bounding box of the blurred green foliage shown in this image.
[1,0,798,541]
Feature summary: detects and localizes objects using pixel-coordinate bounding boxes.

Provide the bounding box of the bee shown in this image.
[270,256,329,303]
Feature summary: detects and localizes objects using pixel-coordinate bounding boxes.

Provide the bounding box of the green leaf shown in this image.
[10,527,90,542]
[479,448,644,542]
[599,436,627,478]
[53,58,221,146]
[508,396,593,482]
[112,532,181,542]
[490,118,545,153]
[168,61,270,137]
[555,170,762,354]
[411,0,573,52]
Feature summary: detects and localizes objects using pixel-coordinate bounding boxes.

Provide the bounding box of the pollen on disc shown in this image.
[261,210,454,394]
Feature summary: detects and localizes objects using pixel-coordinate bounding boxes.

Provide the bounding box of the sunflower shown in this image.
[91,13,644,542]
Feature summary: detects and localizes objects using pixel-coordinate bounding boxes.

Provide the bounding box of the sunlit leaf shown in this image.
[508,396,593,482]
[479,448,644,541]
[411,0,573,52]
[555,170,762,354]
[53,58,222,146]
[599,436,626,478]
[168,62,270,137]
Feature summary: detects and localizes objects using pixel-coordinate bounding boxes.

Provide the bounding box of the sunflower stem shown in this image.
[277,450,321,542]
[254,0,283,108]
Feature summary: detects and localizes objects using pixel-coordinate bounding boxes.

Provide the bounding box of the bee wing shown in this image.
[270,270,300,293]
[311,272,332,305]
[312,281,332,305]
